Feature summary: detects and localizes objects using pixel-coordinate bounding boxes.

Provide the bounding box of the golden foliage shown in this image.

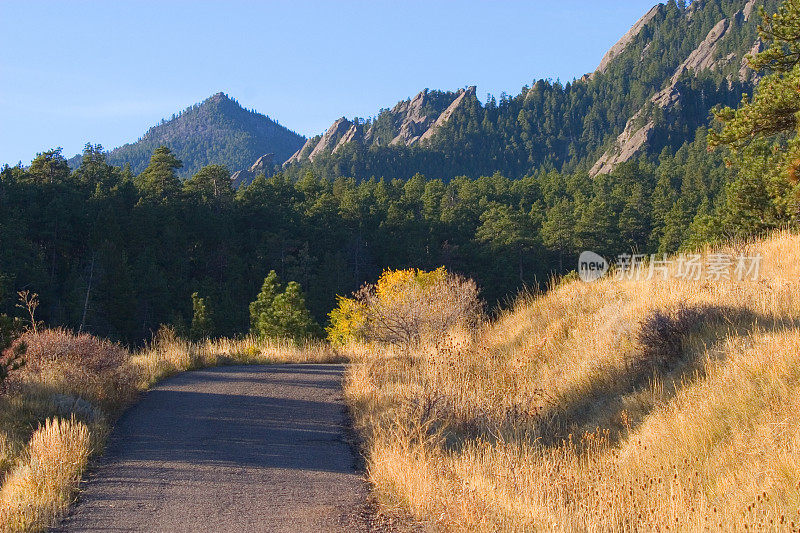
[328,267,481,346]
[0,418,90,532]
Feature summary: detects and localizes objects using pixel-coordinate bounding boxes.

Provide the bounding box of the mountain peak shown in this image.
[595,4,662,74]
[103,94,305,177]
[205,92,233,105]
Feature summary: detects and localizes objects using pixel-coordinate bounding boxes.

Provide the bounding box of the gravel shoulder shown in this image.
[55,364,373,533]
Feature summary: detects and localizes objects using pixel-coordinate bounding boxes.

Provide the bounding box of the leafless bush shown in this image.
[357,271,483,347]
[6,328,137,408]
[635,305,729,373]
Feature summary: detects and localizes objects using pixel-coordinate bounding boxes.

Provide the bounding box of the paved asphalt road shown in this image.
[55,364,373,532]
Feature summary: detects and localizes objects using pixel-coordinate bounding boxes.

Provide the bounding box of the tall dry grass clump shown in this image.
[344,230,800,531]
[0,418,90,532]
[0,329,136,532]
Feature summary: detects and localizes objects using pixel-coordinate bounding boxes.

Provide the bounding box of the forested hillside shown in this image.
[2,0,796,345]
[284,0,776,181]
[85,93,305,178]
[0,136,729,344]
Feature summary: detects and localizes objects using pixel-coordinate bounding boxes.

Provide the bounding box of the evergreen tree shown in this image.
[617,183,651,250]
[184,164,234,204]
[709,0,800,224]
[190,292,212,341]
[684,197,723,249]
[249,271,280,334]
[135,146,183,201]
[268,282,317,342]
[658,198,694,253]
[28,148,70,184]
[249,271,317,342]
[476,204,540,282]
[542,198,576,271]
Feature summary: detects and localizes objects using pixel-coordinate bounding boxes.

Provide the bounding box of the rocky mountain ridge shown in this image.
[284,87,477,165]
[595,5,663,75]
[70,0,773,184]
[590,0,762,176]
[230,153,275,187]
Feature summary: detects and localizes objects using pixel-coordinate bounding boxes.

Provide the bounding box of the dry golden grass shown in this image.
[0,331,344,532]
[133,331,347,388]
[345,230,800,531]
[0,418,90,533]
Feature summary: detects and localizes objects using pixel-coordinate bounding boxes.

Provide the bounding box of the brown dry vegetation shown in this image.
[0,330,343,532]
[344,231,800,532]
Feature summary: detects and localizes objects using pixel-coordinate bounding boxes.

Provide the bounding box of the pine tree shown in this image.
[249,271,317,342]
[189,292,212,341]
[658,198,694,253]
[184,164,233,203]
[617,183,651,250]
[709,0,800,224]
[476,204,540,282]
[28,148,70,185]
[135,146,183,201]
[684,197,723,249]
[268,282,317,342]
[249,271,280,334]
[541,198,576,271]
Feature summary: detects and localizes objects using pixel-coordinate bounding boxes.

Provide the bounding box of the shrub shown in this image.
[5,329,137,409]
[326,295,367,346]
[328,267,482,346]
[0,314,26,389]
[634,305,731,373]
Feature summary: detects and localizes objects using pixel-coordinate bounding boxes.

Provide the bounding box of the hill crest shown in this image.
[96,92,305,178]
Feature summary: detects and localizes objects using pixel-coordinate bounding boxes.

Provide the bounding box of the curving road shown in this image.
[56,364,373,532]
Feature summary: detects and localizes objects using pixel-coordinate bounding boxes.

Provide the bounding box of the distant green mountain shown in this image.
[283,0,776,181]
[85,92,305,178]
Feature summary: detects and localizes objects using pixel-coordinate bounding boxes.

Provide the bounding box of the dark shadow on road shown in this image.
[100,365,354,474]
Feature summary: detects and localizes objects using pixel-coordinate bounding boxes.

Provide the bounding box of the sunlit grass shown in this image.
[344,230,800,531]
[0,418,90,532]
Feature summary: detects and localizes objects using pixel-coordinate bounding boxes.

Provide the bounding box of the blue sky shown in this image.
[0,0,657,166]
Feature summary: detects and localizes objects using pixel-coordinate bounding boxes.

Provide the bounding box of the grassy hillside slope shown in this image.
[345,231,800,531]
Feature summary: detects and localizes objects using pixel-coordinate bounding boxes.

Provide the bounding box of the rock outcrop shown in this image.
[421,87,476,142]
[590,110,654,177]
[334,124,362,153]
[595,5,662,74]
[590,7,753,177]
[743,0,757,21]
[286,138,317,165]
[672,18,731,80]
[284,87,476,166]
[231,153,274,187]
[390,89,439,145]
[739,39,763,82]
[309,118,353,161]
